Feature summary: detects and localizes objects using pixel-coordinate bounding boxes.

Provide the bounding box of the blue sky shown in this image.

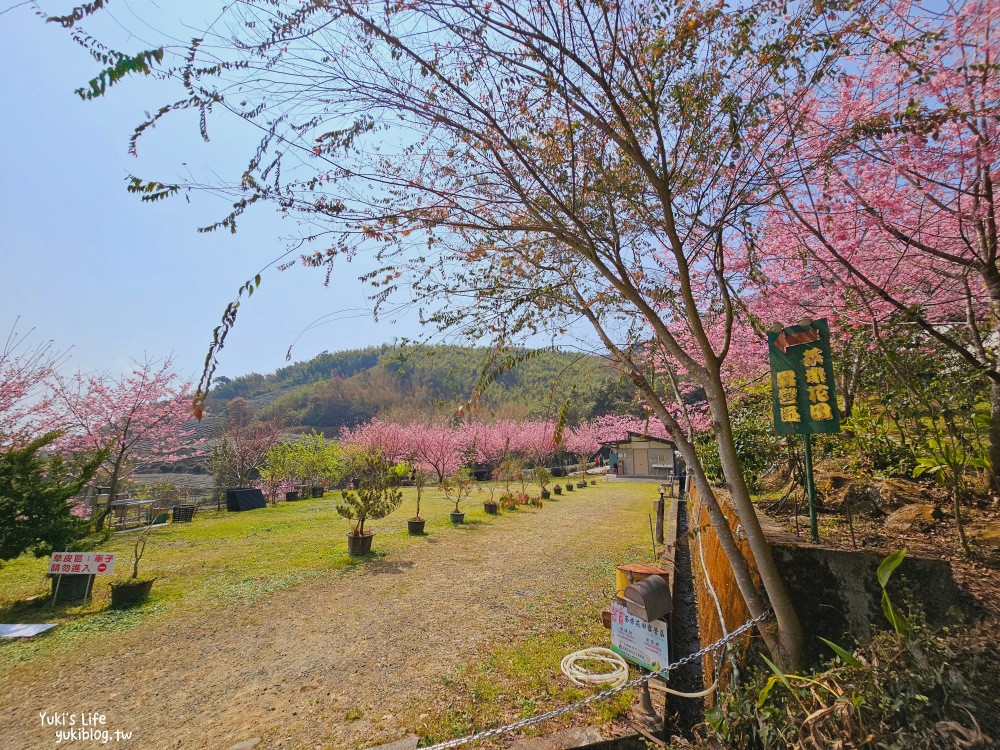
[0,1,426,383]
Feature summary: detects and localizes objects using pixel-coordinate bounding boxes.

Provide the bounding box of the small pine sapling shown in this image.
[411,468,428,521]
[337,450,403,537]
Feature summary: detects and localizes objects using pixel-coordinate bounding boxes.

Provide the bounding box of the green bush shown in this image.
[696,384,782,492]
[701,553,994,749]
[0,432,105,562]
[703,618,999,750]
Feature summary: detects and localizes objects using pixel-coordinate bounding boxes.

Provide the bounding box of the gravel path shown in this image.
[1,487,651,750]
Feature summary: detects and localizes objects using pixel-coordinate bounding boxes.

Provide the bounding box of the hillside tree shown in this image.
[210,397,283,488]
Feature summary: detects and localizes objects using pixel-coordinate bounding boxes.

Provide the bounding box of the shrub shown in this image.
[703,619,999,750]
[0,432,105,562]
[337,450,402,536]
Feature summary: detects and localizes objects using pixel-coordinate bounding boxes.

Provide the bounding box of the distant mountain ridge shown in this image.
[206,344,640,434]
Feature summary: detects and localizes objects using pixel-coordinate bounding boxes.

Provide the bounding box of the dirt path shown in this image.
[1,488,650,750]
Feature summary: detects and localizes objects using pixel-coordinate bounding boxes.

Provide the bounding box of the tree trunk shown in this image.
[990,378,1000,495]
[93,466,121,533]
[705,378,806,673]
[953,488,970,554]
[620,346,807,672]
[677,444,790,662]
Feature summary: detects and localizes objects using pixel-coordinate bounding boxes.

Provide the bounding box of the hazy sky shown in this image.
[0,2,428,383]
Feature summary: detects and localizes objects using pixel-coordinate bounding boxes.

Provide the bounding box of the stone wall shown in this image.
[688,485,966,691]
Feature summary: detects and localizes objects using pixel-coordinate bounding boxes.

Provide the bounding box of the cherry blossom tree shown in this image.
[210,397,283,489]
[339,418,410,464]
[513,421,559,465]
[47,357,201,530]
[410,422,470,483]
[766,0,1000,486]
[469,421,512,467]
[41,0,887,671]
[0,322,63,448]
[564,423,602,471]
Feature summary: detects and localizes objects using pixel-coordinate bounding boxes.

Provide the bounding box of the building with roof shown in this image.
[602,432,680,479]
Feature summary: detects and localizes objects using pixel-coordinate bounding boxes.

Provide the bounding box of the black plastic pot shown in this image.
[484,502,499,515]
[109,578,155,608]
[566,483,574,492]
[407,519,426,535]
[540,490,551,500]
[590,480,597,486]
[577,481,587,489]
[346,531,375,555]
[285,491,300,501]
[553,486,562,496]
[450,511,466,524]
[49,573,95,603]
[312,486,324,498]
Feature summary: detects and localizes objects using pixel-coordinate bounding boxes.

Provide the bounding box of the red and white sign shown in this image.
[48,552,116,576]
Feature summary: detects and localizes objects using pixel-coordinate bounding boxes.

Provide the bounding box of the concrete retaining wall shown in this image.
[688,485,966,691]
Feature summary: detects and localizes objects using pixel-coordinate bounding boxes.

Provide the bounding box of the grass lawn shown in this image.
[0,485,521,661]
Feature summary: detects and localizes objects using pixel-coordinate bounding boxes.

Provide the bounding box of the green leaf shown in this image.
[757,675,780,707]
[882,591,912,636]
[818,637,862,668]
[877,548,906,589]
[760,654,792,690]
[705,706,725,731]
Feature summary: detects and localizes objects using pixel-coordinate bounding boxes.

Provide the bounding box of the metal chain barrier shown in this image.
[421,610,772,750]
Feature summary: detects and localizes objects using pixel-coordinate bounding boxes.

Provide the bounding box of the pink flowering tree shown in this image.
[339,418,410,465]
[766,0,1000,486]
[211,397,284,490]
[411,422,470,483]
[563,423,603,474]
[45,0,882,671]
[468,421,510,467]
[511,420,559,466]
[47,357,202,530]
[0,322,62,448]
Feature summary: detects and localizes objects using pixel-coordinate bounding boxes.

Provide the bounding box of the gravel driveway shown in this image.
[1,485,653,750]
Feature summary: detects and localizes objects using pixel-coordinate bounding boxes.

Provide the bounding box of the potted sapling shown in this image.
[442,468,473,524]
[408,469,429,534]
[338,450,403,555]
[496,457,519,510]
[534,466,552,500]
[483,468,501,515]
[109,523,157,608]
[553,482,563,496]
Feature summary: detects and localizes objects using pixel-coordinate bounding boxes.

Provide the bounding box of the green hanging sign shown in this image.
[768,318,841,436]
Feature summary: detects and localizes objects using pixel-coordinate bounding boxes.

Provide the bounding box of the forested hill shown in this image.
[208,345,640,433]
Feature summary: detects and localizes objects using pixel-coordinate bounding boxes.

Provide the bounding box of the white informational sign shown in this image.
[48,552,116,576]
[610,599,670,671]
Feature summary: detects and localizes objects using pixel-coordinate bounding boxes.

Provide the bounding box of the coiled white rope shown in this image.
[560,647,630,688]
[562,649,720,698]
[647,674,720,698]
